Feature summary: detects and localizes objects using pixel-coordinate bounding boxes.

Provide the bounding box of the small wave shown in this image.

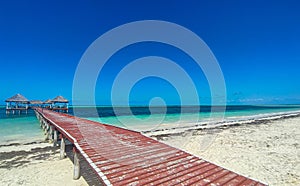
[144,110,300,136]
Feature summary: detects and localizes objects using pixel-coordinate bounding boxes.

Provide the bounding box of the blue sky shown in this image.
[0,0,300,105]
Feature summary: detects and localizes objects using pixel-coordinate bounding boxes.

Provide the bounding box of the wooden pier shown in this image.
[35,108,266,186]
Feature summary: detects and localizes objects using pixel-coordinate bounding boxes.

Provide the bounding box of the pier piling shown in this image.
[53,130,58,147]
[73,148,81,180]
[60,137,66,160]
[48,127,53,142]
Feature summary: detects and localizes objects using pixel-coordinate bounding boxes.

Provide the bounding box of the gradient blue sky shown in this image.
[1,0,300,105]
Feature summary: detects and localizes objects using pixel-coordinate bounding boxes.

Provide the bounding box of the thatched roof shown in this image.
[44,99,53,104]
[30,100,43,104]
[52,95,69,103]
[5,94,29,103]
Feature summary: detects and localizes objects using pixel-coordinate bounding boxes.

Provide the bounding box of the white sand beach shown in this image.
[157,116,300,186]
[0,115,299,185]
[0,143,88,186]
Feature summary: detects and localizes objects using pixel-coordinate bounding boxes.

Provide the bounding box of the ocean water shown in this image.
[0,105,300,145]
[0,107,44,145]
[81,105,300,131]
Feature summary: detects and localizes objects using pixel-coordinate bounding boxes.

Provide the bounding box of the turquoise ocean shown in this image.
[1,105,300,146]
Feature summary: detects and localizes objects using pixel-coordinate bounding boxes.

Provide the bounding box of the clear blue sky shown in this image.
[1,0,300,105]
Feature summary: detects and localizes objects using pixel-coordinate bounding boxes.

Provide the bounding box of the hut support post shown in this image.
[60,137,66,159]
[6,102,9,114]
[73,147,80,180]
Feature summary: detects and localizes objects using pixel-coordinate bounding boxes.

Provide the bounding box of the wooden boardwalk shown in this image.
[35,108,266,186]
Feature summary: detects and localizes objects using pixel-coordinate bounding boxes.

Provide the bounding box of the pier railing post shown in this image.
[73,147,80,180]
[60,137,66,160]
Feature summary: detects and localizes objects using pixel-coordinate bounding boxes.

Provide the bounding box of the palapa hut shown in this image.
[5,93,29,114]
[51,95,69,112]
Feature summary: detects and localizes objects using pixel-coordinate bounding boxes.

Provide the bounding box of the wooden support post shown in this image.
[60,137,66,160]
[48,127,53,142]
[42,120,46,130]
[44,122,49,140]
[53,130,58,147]
[44,123,48,135]
[46,122,49,130]
[73,147,80,180]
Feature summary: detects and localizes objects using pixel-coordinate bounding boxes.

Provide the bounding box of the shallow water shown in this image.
[0,116,44,146]
[1,105,300,145]
[85,105,300,131]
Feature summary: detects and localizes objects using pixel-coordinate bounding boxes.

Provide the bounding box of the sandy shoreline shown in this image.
[143,110,300,135]
[155,116,300,186]
[0,114,299,185]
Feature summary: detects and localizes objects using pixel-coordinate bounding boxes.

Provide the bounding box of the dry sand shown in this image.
[0,143,88,186]
[157,116,300,186]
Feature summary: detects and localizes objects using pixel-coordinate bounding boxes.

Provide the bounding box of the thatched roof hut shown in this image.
[52,96,69,103]
[51,96,69,112]
[5,94,29,114]
[5,93,29,103]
